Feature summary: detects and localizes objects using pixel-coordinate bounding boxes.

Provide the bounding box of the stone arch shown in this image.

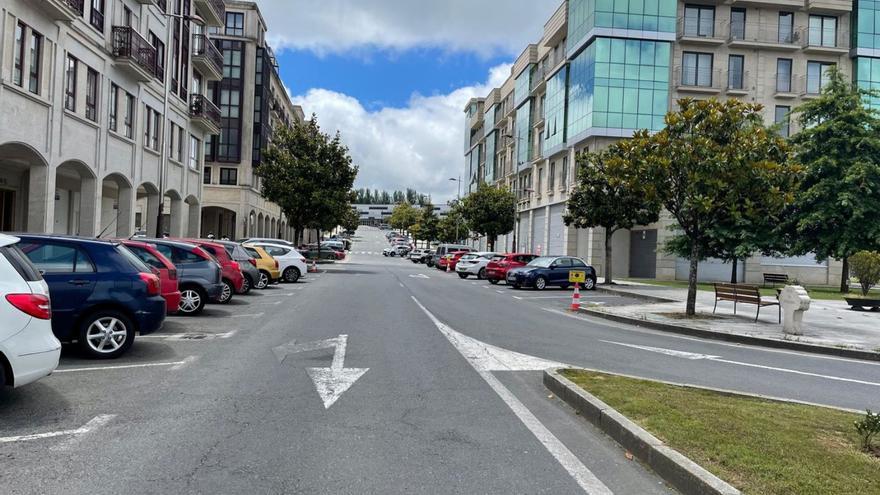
[136,182,160,236]
[185,195,200,238]
[163,189,184,237]
[247,210,256,238]
[0,142,50,232]
[54,160,98,236]
[270,218,276,238]
[99,173,134,238]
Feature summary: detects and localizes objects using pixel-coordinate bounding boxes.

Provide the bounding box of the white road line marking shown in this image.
[273,334,368,409]
[251,301,283,306]
[0,415,116,445]
[399,282,405,288]
[228,313,265,318]
[512,296,523,300]
[51,414,117,451]
[171,355,199,370]
[411,296,613,495]
[138,330,237,341]
[54,360,191,373]
[496,290,505,294]
[601,341,720,360]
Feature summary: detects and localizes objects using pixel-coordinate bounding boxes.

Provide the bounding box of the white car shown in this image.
[455,252,498,280]
[247,242,308,283]
[240,237,296,247]
[409,249,425,262]
[0,234,61,389]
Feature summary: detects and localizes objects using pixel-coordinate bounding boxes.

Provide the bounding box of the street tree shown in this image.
[437,202,467,243]
[258,116,358,248]
[564,137,661,284]
[787,67,880,292]
[460,183,516,251]
[389,202,418,234]
[341,207,360,233]
[644,98,800,316]
[418,204,440,244]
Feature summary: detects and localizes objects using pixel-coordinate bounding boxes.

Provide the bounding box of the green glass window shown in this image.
[515,66,532,108]
[568,0,677,55]
[544,66,568,152]
[855,57,880,109]
[484,130,497,182]
[855,1,880,50]
[515,103,532,170]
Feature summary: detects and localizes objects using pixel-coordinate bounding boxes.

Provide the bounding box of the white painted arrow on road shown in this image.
[601,340,721,360]
[273,334,368,409]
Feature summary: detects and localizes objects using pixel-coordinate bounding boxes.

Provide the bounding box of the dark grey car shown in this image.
[148,239,224,316]
[213,240,259,294]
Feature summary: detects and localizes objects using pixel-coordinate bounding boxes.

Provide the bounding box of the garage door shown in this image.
[516,214,528,252]
[547,204,565,255]
[531,209,546,255]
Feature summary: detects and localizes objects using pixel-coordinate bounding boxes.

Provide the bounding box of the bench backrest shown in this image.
[763,273,789,282]
[714,283,761,303]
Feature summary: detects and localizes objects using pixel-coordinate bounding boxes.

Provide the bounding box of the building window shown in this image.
[203,166,212,184]
[123,5,132,27]
[109,84,119,131]
[225,12,244,36]
[219,168,237,185]
[65,55,78,112]
[561,156,568,187]
[775,106,791,138]
[778,12,794,43]
[730,8,746,41]
[548,161,556,190]
[807,61,835,94]
[13,22,25,87]
[86,68,99,122]
[189,135,201,170]
[728,55,744,90]
[776,58,792,93]
[808,15,837,47]
[683,5,715,37]
[123,92,135,138]
[144,106,161,151]
[28,31,42,94]
[682,52,713,87]
[149,32,165,80]
[168,123,184,162]
[90,0,105,32]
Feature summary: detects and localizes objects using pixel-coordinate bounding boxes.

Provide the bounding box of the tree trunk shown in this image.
[316,228,321,262]
[488,236,496,252]
[730,258,738,284]
[840,257,850,293]
[687,244,699,316]
[604,229,614,285]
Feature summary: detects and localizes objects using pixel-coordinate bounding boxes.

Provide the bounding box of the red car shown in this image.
[446,250,471,271]
[180,239,244,304]
[120,239,182,315]
[486,253,538,285]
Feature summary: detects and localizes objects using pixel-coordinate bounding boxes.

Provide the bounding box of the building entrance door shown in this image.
[629,229,657,278]
[0,189,14,231]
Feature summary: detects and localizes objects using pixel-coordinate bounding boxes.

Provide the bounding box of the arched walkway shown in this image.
[163,189,184,237]
[185,195,200,237]
[270,218,276,238]
[247,210,256,238]
[201,206,237,240]
[0,142,50,232]
[54,160,97,236]
[99,173,133,238]
[257,213,264,237]
[136,182,160,236]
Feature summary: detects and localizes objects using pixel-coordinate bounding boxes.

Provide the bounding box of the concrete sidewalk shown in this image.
[590,282,880,355]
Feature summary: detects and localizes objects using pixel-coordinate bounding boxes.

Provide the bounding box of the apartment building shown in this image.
[199,0,305,242]
[0,0,226,238]
[466,0,865,285]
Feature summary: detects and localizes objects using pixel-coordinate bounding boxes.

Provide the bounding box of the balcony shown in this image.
[112,27,159,82]
[802,30,849,55]
[530,65,547,94]
[677,17,727,45]
[36,0,84,22]
[189,94,221,135]
[773,73,801,99]
[727,23,802,50]
[730,0,803,8]
[192,34,223,81]
[806,0,852,14]
[726,71,750,96]
[674,68,723,94]
[193,0,225,28]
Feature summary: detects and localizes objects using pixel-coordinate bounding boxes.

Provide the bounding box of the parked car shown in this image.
[485,253,538,285]
[17,235,166,358]
[300,245,340,260]
[209,239,259,295]
[246,242,307,283]
[431,244,471,268]
[323,239,350,251]
[446,250,473,271]
[409,249,425,262]
[455,252,497,279]
[121,239,182,315]
[182,239,244,304]
[0,234,61,387]
[382,247,396,257]
[241,245,281,289]
[420,250,435,264]
[148,239,224,316]
[239,237,296,247]
[506,256,597,290]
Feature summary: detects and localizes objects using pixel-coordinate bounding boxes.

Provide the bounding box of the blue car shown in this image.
[16,235,166,359]
[506,256,598,291]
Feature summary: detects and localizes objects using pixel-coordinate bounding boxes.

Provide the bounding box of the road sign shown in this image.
[569,270,586,284]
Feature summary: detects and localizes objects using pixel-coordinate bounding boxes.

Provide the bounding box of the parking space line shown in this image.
[250,301,283,306]
[139,330,237,341]
[0,415,116,445]
[54,358,195,373]
[228,313,265,318]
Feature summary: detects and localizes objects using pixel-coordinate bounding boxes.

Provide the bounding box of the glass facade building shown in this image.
[484,130,496,182]
[514,67,533,108]
[568,0,677,56]
[515,103,532,170]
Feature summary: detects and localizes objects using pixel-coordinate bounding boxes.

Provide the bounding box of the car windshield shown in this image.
[527,257,555,268]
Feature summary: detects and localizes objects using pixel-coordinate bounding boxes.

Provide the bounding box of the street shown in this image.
[1,227,878,494]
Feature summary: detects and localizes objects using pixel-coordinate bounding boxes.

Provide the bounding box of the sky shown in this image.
[254,0,561,203]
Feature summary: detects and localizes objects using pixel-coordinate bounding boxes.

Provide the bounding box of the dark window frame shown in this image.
[28,30,42,94]
[65,55,78,112]
[776,58,793,93]
[13,22,25,87]
[225,12,244,36]
[219,167,238,185]
[85,67,99,122]
[109,83,119,131]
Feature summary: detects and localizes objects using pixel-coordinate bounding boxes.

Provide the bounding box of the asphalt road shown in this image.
[1,226,877,494]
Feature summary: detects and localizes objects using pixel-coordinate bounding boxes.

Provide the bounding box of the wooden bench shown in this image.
[713,283,781,323]
[763,273,789,288]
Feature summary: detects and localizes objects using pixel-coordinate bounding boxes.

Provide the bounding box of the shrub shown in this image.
[848,251,880,297]
[855,410,880,452]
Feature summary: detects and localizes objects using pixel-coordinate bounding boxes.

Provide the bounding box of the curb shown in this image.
[582,308,880,362]
[595,286,679,304]
[544,368,741,495]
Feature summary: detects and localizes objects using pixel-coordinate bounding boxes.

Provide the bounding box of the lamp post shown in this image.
[448,176,462,242]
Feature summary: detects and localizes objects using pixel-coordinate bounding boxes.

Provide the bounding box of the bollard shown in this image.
[570,283,581,311]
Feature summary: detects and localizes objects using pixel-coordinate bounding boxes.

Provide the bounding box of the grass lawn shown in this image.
[621,278,861,302]
[560,369,880,495]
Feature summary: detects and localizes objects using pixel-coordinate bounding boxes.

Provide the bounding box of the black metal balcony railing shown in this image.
[193,34,223,73]
[112,26,159,79]
[190,94,221,127]
[63,0,85,16]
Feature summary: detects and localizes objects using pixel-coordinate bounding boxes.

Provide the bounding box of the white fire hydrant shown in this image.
[779,285,811,335]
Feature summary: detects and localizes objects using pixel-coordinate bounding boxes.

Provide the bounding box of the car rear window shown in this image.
[129,245,166,270]
[1,244,43,281]
[116,245,151,273]
[243,247,260,258]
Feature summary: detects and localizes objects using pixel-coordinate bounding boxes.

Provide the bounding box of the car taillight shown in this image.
[274,260,279,269]
[139,273,161,296]
[5,294,51,320]
[248,259,257,267]
[231,261,240,271]
[168,269,178,281]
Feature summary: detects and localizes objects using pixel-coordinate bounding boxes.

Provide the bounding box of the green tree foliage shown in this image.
[353,188,429,206]
[787,68,880,292]
[257,116,358,246]
[389,202,419,233]
[460,183,516,251]
[644,99,800,316]
[437,202,466,243]
[848,251,880,297]
[415,203,440,244]
[341,207,360,233]
[564,137,661,284]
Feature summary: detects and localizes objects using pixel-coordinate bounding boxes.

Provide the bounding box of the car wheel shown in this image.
[178,287,207,316]
[0,360,7,388]
[256,271,270,290]
[283,267,301,283]
[78,310,135,359]
[241,275,253,294]
[458,272,468,279]
[584,276,597,291]
[218,280,234,304]
[478,268,487,280]
[534,276,547,291]
[489,279,499,285]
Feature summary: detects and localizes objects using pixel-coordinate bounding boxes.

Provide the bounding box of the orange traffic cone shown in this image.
[309,260,318,273]
[446,259,451,273]
[570,283,581,311]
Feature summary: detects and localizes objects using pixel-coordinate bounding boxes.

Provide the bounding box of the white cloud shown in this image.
[257,0,560,57]
[290,64,511,202]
